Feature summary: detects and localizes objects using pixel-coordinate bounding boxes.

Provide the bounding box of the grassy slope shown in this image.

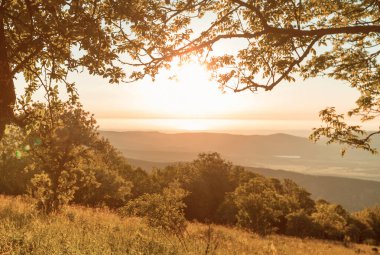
[0,196,376,255]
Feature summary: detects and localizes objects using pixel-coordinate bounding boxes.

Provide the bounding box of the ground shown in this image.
[0,195,377,255]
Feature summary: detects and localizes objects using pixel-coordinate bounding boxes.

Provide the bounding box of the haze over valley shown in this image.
[100,130,380,212]
[101,130,380,181]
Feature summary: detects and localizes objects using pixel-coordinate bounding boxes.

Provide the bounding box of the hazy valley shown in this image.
[100,131,380,180]
[101,131,380,212]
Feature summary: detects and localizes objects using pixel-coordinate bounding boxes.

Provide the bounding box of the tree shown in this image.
[152,152,241,222]
[281,179,315,214]
[123,0,380,152]
[231,177,290,235]
[311,200,350,240]
[24,99,101,213]
[0,0,164,139]
[121,181,189,236]
[4,1,378,151]
[72,138,134,208]
[285,210,320,238]
[16,96,132,213]
[0,98,139,210]
[354,206,380,243]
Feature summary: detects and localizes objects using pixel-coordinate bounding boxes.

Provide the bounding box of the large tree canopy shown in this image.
[0,0,157,138]
[1,0,379,152]
[123,0,380,153]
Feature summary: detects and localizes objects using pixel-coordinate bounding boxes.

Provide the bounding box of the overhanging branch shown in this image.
[234,36,321,92]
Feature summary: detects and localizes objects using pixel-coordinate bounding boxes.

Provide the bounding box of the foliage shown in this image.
[0,88,154,212]
[0,125,35,195]
[23,99,104,213]
[0,0,170,138]
[1,0,379,153]
[123,167,157,198]
[311,200,350,240]
[309,107,379,155]
[181,153,238,221]
[354,206,380,244]
[281,179,315,214]
[3,138,380,245]
[2,0,379,152]
[285,210,320,238]
[121,181,188,236]
[152,152,255,222]
[231,177,293,235]
[152,153,319,236]
[73,139,134,208]
[1,98,136,213]
[119,0,380,152]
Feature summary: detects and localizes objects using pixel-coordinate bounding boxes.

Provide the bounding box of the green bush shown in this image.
[354,206,380,244]
[232,178,291,235]
[311,201,350,240]
[286,210,321,238]
[122,181,188,236]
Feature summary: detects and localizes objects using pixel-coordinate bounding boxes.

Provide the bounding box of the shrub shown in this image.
[121,181,188,236]
[286,210,322,238]
[311,201,350,240]
[232,178,290,235]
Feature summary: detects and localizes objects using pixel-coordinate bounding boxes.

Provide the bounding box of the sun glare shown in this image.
[138,61,250,119]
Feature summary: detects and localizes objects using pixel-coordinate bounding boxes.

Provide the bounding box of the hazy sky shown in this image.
[12,20,377,134]
[15,60,376,134]
[74,67,357,120]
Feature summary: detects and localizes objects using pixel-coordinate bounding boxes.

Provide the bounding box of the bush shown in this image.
[232,178,290,235]
[121,182,188,236]
[311,201,350,240]
[286,210,322,238]
[354,206,380,244]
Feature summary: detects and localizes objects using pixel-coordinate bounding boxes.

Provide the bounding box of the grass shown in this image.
[0,195,377,255]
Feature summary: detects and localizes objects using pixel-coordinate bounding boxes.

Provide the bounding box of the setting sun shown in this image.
[143,61,237,118]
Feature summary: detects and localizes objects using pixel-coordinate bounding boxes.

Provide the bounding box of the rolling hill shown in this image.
[100,131,380,180]
[100,131,380,211]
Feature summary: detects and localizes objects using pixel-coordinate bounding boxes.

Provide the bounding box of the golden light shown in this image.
[171,119,209,131]
[139,61,251,120]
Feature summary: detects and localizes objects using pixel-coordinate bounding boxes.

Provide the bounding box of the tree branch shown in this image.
[266,25,380,37]
[234,36,321,92]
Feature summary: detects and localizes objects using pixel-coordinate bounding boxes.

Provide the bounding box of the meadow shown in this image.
[0,195,376,255]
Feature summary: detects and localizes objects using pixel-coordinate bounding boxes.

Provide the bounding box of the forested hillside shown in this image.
[126,157,380,212]
[2,112,380,245]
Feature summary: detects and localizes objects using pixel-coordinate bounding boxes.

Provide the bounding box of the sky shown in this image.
[12,14,379,135]
[74,66,355,120]
[15,49,380,136]
[52,62,378,135]
[15,58,378,135]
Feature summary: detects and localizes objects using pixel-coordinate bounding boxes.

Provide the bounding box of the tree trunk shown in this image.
[0,8,16,140]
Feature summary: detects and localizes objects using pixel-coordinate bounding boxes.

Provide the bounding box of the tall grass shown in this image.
[0,196,375,255]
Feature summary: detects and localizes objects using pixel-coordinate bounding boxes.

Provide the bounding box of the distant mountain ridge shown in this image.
[100,131,380,211]
[100,131,380,181]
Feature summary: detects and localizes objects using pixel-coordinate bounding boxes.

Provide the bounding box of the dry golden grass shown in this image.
[0,195,377,255]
